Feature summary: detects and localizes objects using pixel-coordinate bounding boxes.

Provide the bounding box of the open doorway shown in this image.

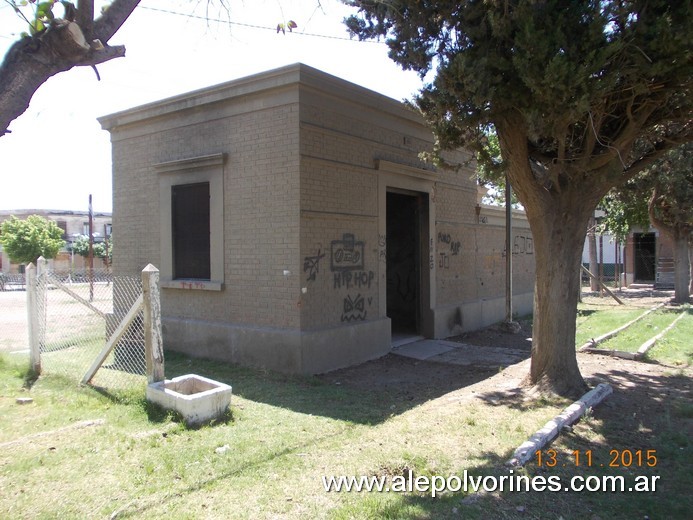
[633,232,656,282]
[386,191,428,340]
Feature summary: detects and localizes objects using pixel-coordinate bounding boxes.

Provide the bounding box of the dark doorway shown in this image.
[386,191,425,336]
[633,233,656,282]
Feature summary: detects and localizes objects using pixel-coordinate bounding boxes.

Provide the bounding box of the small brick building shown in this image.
[99,64,535,374]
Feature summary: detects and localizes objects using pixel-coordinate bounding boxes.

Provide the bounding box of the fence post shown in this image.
[37,257,47,355]
[26,262,40,375]
[142,264,164,383]
[26,257,47,375]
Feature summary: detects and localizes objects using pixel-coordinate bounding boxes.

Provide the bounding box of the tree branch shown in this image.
[93,0,141,43]
[0,0,139,135]
[77,45,126,67]
[77,0,95,41]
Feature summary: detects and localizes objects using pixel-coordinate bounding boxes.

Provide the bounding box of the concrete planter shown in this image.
[146,374,232,427]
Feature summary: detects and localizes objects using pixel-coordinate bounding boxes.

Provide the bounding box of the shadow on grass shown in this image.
[467,365,693,519]
[328,365,693,519]
[22,368,39,389]
[162,351,499,426]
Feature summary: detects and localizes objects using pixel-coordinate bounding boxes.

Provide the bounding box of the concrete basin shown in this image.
[146,374,232,427]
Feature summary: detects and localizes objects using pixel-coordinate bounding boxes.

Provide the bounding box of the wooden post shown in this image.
[26,262,40,375]
[507,383,613,467]
[142,264,164,383]
[580,265,624,305]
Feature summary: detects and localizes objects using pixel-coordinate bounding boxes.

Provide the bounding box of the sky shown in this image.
[0,0,425,213]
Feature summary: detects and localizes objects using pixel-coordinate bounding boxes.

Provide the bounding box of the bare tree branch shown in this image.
[93,0,141,43]
[77,0,95,41]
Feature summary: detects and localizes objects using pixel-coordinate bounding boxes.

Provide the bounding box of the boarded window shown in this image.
[171,182,210,280]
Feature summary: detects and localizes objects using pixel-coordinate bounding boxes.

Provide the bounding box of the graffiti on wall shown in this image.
[305,232,375,322]
[514,235,534,255]
[502,235,534,257]
[437,231,461,270]
[303,248,326,282]
[334,270,375,290]
[378,234,387,263]
[331,233,364,271]
[330,232,374,291]
[341,293,371,322]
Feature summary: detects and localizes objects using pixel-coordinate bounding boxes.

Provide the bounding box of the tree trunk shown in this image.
[497,122,604,398]
[673,233,691,304]
[527,204,590,397]
[648,187,692,304]
[588,217,599,291]
[689,241,693,296]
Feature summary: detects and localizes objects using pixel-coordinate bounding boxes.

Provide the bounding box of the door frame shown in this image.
[377,161,436,338]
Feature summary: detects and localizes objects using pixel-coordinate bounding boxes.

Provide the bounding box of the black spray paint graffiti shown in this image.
[341,293,371,322]
[303,249,326,282]
[330,233,374,290]
[334,270,375,290]
[331,233,364,271]
[320,233,374,323]
[502,235,534,256]
[438,232,461,255]
[378,233,387,263]
[514,235,534,255]
[437,232,461,269]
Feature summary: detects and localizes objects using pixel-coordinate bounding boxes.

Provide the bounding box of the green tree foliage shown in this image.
[646,143,693,240]
[0,215,65,264]
[346,0,692,395]
[599,143,692,301]
[598,179,650,245]
[476,130,522,208]
[70,234,112,261]
[645,143,693,302]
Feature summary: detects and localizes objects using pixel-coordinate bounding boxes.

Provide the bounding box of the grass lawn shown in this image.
[0,352,569,519]
[575,305,646,348]
[647,308,693,366]
[1,302,691,519]
[598,308,692,357]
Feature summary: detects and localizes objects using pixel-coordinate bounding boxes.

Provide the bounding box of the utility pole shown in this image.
[505,173,512,323]
[503,174,520,333]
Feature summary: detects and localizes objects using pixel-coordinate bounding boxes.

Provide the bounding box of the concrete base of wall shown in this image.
[162,316,391,375]
[432,292,534,339]
[163,294,534,374]
[301,318,391,374]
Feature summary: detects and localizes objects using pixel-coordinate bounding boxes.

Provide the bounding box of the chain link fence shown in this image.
[32,268,147,390]
[0,282,28,355]
[40,269,146,389]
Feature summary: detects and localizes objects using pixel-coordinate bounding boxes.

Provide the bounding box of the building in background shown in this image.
[0,209,112,275]
[581,225,675,290]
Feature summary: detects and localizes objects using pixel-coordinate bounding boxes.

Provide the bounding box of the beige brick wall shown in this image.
[101,64,536,372]
[105,84,302,332]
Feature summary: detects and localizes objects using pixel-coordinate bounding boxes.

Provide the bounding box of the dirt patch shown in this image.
[319,288,690,409]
